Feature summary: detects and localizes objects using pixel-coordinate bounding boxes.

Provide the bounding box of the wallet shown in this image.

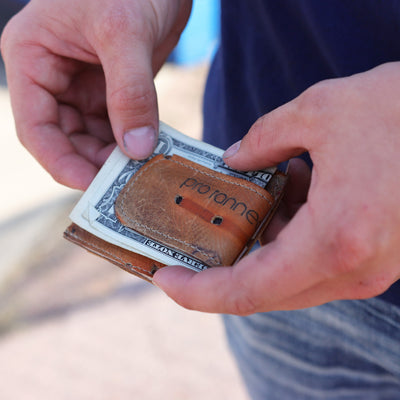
[64,154,287,283]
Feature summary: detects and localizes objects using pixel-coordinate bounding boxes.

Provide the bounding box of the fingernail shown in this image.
[123,126,156,159]
[223,140,241,159]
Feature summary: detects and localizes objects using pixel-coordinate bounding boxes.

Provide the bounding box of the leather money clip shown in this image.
[64,154,287,283]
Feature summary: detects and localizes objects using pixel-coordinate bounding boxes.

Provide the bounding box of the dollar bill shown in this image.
[69,122,277,272]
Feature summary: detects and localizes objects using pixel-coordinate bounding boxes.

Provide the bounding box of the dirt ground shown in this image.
[0,63,249,400]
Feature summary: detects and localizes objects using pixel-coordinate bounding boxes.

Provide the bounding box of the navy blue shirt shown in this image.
[203,0,400,306]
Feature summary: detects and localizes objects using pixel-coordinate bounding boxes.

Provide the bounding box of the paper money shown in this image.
[69,122,277,272]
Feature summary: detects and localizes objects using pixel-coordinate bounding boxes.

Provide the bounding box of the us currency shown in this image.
[69,122,276,272]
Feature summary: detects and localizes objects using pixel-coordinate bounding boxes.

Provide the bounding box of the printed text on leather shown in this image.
[180,177,261,225]
[115,154,274,267]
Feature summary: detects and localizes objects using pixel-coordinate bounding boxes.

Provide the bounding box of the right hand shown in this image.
[1,0,192,189]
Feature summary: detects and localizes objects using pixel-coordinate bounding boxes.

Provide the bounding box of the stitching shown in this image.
[118,156,272,260]
[128,219,217,260]
[120,159,213,255]
[124,157,273,204]
[171,158,273,204]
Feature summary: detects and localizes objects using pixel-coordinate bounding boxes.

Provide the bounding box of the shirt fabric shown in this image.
[203,0,400,306]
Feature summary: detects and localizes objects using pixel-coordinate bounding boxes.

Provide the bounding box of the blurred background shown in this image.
[0,1,248,399]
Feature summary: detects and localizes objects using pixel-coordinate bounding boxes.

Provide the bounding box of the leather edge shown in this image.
[233,171,288,263]
[64,223,165,283]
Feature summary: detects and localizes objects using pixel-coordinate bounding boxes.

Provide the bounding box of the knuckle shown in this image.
[174,295,196,312]
[94,4,150,45]
[15,123,32,150]
[247,97,307,155]
[109,80,155,117]
[0,29,8,57]
[363,277,391,298]
[51,171,66,186]
[96,6,130,39]
[228,292,259,316]
[227,267,261,316]
[247,117,268,150]
[347,274,393,300]
[293,79,346,141]
[247,112,291,153]
[16,130,28,149]
[328,224,374,276]
[294,82,332,127]
[0,17,17,57]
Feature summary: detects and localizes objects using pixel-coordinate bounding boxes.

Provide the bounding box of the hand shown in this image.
[153,62,400,314]
[1,0,192,190]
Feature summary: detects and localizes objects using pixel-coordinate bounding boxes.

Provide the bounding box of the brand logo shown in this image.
[180,177,260,225]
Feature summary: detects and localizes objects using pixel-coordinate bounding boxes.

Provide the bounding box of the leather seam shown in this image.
[67,230,152,275]
[172,158,273,204]
[117,156,273,263]
[125,219,219,261]
[125,157,273,205]
[118,159,224,260]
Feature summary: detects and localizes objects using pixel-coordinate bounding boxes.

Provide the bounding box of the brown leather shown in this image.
[64,154,287,282]
[115,154,274,267]
[64,223,164,282]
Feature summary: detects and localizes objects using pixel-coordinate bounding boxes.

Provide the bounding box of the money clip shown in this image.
[65,154,287,283]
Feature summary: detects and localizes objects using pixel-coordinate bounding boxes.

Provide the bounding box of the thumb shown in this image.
[100,40,159,160]
[223,101,309,171]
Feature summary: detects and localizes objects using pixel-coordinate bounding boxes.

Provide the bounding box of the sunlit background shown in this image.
[0,1,248,398]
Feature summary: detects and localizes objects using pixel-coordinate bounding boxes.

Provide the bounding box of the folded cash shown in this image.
[65,122,286,277]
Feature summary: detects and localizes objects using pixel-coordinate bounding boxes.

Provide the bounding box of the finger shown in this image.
[154,266,341,313]
[95,31,159,160]
[95,142,117,165]
[58,104,86,136]
[151,0,193,73]
[58,102,114,168]
[153,204,328,315]
[268,272,387,311]
[69,133,109,167]
[57,66,113,143]
[223,99,311,171]
[285,158,312,207]
[5,60,98,189]
[261,158,311,243]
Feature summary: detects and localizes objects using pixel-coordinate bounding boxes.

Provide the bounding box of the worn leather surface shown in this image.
[64,154,287,282]
[115,154,275,267]
[64,223,164,282]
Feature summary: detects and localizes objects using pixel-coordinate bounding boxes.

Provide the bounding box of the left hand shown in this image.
[153,62,400,314]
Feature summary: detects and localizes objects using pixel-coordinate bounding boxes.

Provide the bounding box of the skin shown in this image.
[154,64,400,314]
[2,2,400,315]
[1,0,192,189]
